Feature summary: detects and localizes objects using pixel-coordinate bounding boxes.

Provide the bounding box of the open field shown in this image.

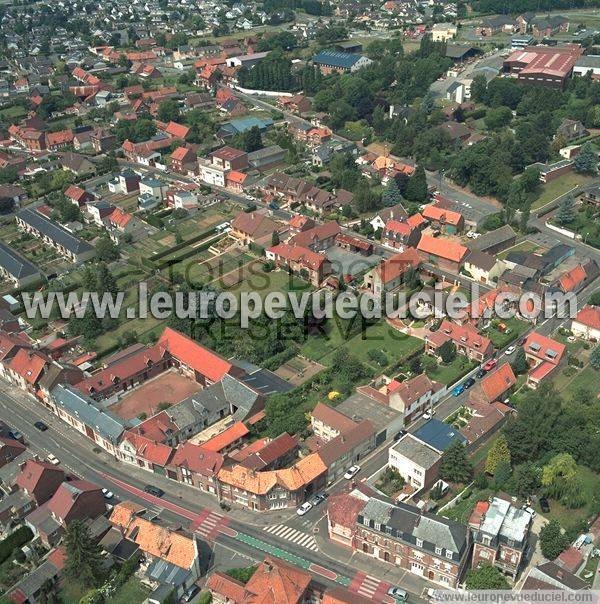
[497,240,541,260]
[274,355,326,386]
[108,370,203,420]
[427,356,477,386]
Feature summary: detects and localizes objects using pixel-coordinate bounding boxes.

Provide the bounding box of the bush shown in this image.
[0,526,33,564]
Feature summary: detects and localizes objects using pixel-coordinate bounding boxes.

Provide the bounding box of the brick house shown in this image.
[422,204,464,235]
[230,211,279,246]
[363,248,421,296]
[469,497,532,580]
[171,146,197,174]
[166,442,224,497]
[417,235,469,273]
[522,332,565,388]
[266,243,331,286]
[425,320,493,363]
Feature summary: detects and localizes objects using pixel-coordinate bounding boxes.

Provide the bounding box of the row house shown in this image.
[571,305,600,341]
[0,241,41,288]
[425,319,494,363]
[422,203,464,235]
[388,373,446,426]
[46,129,74,151]
[171,146,197,174]
[276,93,311,114]
[8,125,46,151]
[328,491,472,588]
[16,207,94,263]
[48,384,126,459]
[3,348,49,394]
[266,243,331,287]
[288,221,341,252]
[469,497,532,580]
[118,431,174,473]
[217,453,327,511]
[166,442,224,496]
[230,211,279,246]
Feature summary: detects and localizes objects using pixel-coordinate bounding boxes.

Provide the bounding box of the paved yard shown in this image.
[108,370,203,420]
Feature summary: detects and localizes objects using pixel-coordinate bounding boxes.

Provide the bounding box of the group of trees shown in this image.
[238,51,296,91]
[114,118,156,144]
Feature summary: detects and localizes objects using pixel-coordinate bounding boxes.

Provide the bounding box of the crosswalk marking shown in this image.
[263,524,319,551]
[196,511,225,538]
[357,575,381,597]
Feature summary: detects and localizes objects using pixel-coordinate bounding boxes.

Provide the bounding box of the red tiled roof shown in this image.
[289,221,340,247]
[406,213,426,228]
[227,170,247,184]
[268,243,327,272]
[163,121,190,139]
[240,433,298,471]
[171,146,195,162]
[524,332,565,366]
[422,203,463,226]
[157,327,234,383]
[558,264,587,292]
[428,319,492,355]
[480,363,516,403]
[206,571,247,602]
[557,547,584,574]
[573,305,600,331]
[170,442,223,476]
[9,349,48,385]
[133,411,179,444]
[122,431,174,466]
[417,234,468,263]
[384,218,413,237]
[107,206,133,228]
[327,491,367,530]
[47,479,102,520]
[211,146,246,161]
[201,422,249,452]
[243,556,311,604]
[15,459,65,504]
[46,129,74,147]
[374,248,421,284]
[311,403,357,433]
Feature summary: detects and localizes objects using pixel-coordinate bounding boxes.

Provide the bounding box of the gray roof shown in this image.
[467,225,516,252]
[575,55,600,68]
[147,557,192,586]
[235,361,294,397]
[479,497,531,543]
[50,384,125,442]
[391,434,440,470]
[0,241,40,280]
[359,497,468,559]
[8,559,59,599]
[465,250,497,272]
[247,144,285,161]
[17,208,93,256]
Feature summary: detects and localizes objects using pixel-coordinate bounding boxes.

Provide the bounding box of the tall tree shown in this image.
[514,462,541,499]
[555,195,575,225]
[243,126,262,152]
[485,435,511,475]
[404,164,428,203]
[591,345,600,369]
[539,520,569,560]
[381,177,403,207]
[64,520,105,588]
[511,347,528,374]
[440,441,472,484]
[574,141,598,175]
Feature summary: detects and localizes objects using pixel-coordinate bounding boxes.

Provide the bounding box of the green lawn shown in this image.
[532,172,595,210]
[484,317,530,349]
[227,267,311,298]
[111,577,150,604]
[559,365,600,402]
[497,240,540,260]
[301,318,423,371]
[441,487,492,523]
[427,355,477,386]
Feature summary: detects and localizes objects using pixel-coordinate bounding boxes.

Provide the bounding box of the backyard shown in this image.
[531,172,595,211]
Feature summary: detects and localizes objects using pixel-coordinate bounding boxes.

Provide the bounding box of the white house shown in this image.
[199,163,227,187]
[388,434,441,491]
[139,177,168,201]
[571,305,600,341]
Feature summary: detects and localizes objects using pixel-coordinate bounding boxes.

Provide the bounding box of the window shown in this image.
[435,547,442,555]
[374,522,381,531]
[446,551,453,560]
[482,535,491,546]
[416,538,423,548]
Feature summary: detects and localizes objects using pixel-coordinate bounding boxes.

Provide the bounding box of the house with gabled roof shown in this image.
[417,234,469,273]
[425,319,493,363]
[266,243,331,287]
[0,241,41,288]
[363,248,421,296]
[571,304,600,341]
[523,332,565,389]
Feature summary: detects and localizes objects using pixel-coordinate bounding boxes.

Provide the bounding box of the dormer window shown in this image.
[416,538,423,547]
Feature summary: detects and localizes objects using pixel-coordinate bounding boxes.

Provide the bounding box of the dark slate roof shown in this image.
[17,207,93,256]
[412,419,467,453]
[313,50,365,68]
[359,497,468,559]
[147,558,191,587]
[0,241,40,280]
[50,384,125,442]
[234,360,294,396]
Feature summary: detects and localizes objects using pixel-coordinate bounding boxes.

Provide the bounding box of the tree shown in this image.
[574,141,598,175]
[95,236,119,262]
[404,164,428,203]
[484,106,513,131]
[493,459,512,489]
[465,564,510,590]
[555,195,575,225]
[438,340,456,364]
[440,440,472,484]
[511,347,528,374]
[470,74,488,103]
[541,453,586,509]
[271,231,280,246]
[591,345,600,370]
[64,520,105,588]
[485,435,511,475]
[243,126,262,152]
[539,520,569,560]
[381,177,403,207]
[514,462,541,499]
[157,99,181,123]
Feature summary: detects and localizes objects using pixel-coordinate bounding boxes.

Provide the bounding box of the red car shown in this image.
[483,359,498,372]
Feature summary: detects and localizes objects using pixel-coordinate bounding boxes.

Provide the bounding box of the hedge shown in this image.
[155,237,217,270]
[0,526,33,564]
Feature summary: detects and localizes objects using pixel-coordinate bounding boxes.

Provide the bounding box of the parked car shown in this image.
[504,345,516,355]
[34,421,48,431]
[524,505,536,518]
[463,377,476,389]
[393,429,407,441]
[344,465,361,480]
[387,586,408,601]
[309,493,327,506]
[539,498,550,513]
[102,488,114,499]
[422,410,435,419]
[452,384,465,396]
[46,454,60,465]
[143,485,164,498]
[483,359,497,372]
[297,502,313,516]
[182,585,200,602]
[476,368,486,379]
[8,430,24,443]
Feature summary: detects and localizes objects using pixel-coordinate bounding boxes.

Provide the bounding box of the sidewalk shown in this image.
[313,516,429,601]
